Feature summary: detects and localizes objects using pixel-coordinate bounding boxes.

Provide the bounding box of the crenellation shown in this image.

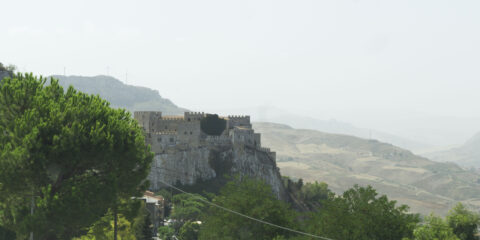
[134,110,274,160]
[135,111,283,199]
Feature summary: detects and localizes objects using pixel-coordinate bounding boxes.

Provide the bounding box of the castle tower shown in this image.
[134,111,162,132]
[184,112,205,122]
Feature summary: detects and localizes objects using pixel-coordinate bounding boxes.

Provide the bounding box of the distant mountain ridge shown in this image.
[52,75,187,115]
[253,122,480,216]
[221,106,431,152]
[424,132,480,168]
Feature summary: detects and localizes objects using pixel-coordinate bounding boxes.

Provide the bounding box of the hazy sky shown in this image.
[1,0,479,146]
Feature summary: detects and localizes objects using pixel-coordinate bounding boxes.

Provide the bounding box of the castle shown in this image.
[134,111,285,198]
[134,111,276,160]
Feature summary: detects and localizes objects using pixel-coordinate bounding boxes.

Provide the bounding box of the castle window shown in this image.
[188,118,191,121]
[157,137,162,142]
[184,131,187,135]
[165,126,167,129]
[190,131,193,135]
[170,138,174,143]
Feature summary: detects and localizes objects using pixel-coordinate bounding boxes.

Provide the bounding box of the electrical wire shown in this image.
[157,179,334,240]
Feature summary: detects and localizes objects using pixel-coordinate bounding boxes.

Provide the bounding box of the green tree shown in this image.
[0,63,16,79]
[200,114,226,136]
[0,74,153,240]
[73,211,136,240]
[447,203,480,240]
[307,185,419,240]
[158,226,175,240]
[178,220,201,240]
[0,225,15,240]
[130,202,153,240]
[407,214,459,240]
[171,193,207,225]
[199,177,296,240]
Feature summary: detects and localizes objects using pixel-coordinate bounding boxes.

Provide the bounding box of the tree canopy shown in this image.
[199,177,296,240]
[0,74,153,239]
[447,203,480,240]
[306,185,419,240]
[200,114,226,136]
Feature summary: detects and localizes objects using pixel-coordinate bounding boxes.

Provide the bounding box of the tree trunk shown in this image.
[113,206,118,240]
[30,192,34,240]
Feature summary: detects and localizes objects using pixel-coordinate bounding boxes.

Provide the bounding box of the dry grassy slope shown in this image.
[253,122,480,216]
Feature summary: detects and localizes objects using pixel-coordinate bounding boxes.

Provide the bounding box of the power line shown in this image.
[157,179,334,240]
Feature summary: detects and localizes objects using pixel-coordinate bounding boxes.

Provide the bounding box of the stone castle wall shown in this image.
[134,111,285,199]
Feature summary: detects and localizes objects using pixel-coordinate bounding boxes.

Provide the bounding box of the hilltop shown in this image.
[253,122,480,215]
[52,75,187,115]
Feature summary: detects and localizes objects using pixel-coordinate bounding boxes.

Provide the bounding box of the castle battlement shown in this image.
[184,111,205,116]
[153,131,177,135]
[134,111,270,152]
[160,116,185,121]
[258,147,271,152]
[227,115,250,119]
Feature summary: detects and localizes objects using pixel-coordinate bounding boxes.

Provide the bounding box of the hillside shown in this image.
[216,106,430,152]
[52,75,187,115]
[254,110,431,152]
[425,132,480,168]
[253,122,480,216]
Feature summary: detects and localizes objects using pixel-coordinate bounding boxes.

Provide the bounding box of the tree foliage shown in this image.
[0,74,153,239]
[307,185,419,240]
[200,114,226,136]
[73,212,137,240]
[199,177,296,240]
[407,214,460,240]
[158,226,175,240]
[170,194,207,229]
[0,62,16,79]
[447,203,480,240]
[405,204,480,240]
[178,220,201,240]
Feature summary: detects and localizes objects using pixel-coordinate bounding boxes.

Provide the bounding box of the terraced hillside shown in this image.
[253,122,480,215]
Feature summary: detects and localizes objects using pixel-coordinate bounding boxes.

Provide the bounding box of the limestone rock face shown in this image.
[148,144,287,200]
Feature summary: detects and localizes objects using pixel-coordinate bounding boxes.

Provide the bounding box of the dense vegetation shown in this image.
[0,74,153,240]
[155,177,480,240]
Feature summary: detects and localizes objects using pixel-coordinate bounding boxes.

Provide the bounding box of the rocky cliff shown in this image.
[148,143,287,200]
